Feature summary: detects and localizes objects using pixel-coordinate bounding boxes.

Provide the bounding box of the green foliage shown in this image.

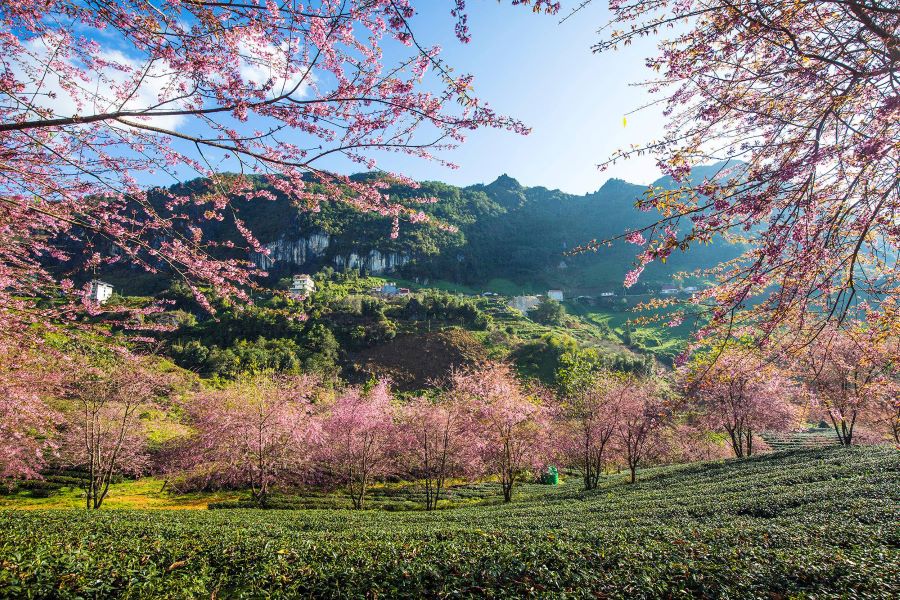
[124,172,741,299]
[513,333,654,387]
[397,290,491,330]
[555,349,599,397]
[1,447,897,598]
[162,272,497,382]
[512,333,579,384]
[529,298,565,326]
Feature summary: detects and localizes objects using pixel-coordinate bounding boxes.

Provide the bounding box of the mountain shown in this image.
[102,167,743,296]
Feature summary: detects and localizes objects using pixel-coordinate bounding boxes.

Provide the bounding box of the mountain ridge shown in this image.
[100,165,743,296]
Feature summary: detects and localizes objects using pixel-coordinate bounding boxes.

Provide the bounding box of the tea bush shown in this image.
[1,447,897,598]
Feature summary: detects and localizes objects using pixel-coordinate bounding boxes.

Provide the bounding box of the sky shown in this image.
[16,1,667,196]
[367,1,668,195]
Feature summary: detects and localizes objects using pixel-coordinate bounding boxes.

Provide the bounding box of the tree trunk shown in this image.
[502,480,512,503]
[727,427,744,458]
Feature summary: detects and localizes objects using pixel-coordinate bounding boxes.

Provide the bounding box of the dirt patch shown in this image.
[349,329,487,391]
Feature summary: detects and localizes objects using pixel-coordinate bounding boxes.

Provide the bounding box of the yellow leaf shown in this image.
[623,117,627,127]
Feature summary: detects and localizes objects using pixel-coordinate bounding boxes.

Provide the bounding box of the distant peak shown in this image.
[591,177,644,195]
[488,173,522,189]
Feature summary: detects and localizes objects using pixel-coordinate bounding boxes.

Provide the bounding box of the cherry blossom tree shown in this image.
[399,394,479,510]
[878,396,900,446]
[179,373,320,503]
[684,346,796,458]
[579,1,900,353]
[799,324,897,446]
[0,1,557,339]
[664,422,732,464]
[0,344,61,479]
[555,369,622,490]
[450,363,548,502]
[60,355,169,509]
[614,377,669,484]
[318,380,399,509]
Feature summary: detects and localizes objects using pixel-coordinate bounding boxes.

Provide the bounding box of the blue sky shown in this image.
[21,1,666,195]
[368,1,667,194]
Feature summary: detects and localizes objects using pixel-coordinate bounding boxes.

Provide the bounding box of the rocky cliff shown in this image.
[251,231,409,275]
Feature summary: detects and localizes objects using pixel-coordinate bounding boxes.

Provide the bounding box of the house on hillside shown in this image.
[289,274,315,298]
[547,289,564,302]
[599,291,616,297]
[509,295,541,313]
[660,285,680,296]
[88,280,114,304]
[382,283,398,295]
[682,285,698,293]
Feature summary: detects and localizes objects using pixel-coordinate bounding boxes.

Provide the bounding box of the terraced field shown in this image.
[1,446,897,598]
[761,427,840,452]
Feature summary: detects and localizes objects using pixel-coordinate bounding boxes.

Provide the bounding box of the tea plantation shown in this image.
[1,447,898,599]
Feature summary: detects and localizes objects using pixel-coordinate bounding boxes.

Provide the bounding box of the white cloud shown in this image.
[236,38,314,98]
[14,35,187,131]
[8,33,314,138]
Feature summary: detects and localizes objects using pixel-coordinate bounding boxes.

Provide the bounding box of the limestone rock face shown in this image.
[251,231,408,274]
[333,250,409,274]
[251,232,331,270]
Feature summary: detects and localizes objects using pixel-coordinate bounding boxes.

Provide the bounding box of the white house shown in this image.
[547,289,564,302]
[289,274,315,298]
[508,295,541,313]
[660,285,680,295]
[682,286,698,293]
[88,280,114,304]
[599,291,616,297]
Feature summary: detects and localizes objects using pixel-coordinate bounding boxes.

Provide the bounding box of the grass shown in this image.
[565,297,695,362]
[0,477,242,511]
[388,277,542,297]
[1,446,897,598]
[0,476,556,512]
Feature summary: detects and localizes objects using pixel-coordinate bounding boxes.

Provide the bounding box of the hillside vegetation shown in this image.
[143,270,657,389]
[84,168,742,373]
[96,166,741,298]
[1,447,897,598]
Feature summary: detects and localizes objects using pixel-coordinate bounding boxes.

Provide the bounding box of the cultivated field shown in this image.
[1,446,897,598]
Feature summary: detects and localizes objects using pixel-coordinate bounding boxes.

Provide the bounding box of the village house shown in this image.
[88,280,114,304]
[660,285,680,295]
[547,289,564,302]
[375,282,411,297]
[289,274,316,298]
[508,295,542,313]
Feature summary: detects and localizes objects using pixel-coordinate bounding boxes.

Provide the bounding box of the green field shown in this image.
[1,447,898,598]
[565,297,695,362]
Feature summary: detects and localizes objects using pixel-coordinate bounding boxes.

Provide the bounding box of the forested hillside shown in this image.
[78,168,739,379]
[98,166,742,297]
[150,271,656,390]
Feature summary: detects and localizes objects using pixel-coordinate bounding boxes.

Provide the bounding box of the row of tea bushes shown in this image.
[0,446,897,598]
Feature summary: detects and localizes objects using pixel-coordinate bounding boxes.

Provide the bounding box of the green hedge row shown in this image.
[1,446,898,598]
